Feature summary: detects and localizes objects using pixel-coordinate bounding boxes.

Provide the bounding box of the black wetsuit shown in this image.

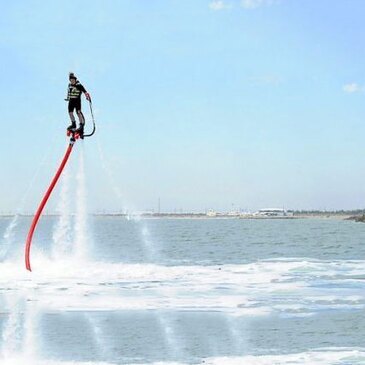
[67,81,87,112]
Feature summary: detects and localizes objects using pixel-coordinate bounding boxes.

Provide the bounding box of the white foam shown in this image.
[203,348,365,364]
[2,348,361,365]
[0,258,364,315]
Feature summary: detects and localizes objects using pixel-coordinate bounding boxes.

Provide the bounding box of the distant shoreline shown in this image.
[0,213,357,220]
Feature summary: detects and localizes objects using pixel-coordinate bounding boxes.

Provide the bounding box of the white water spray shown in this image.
[52,165,72,260]
[97,134,185,362]
[96,138,124,203]
[86,314,109,361]
[140,224,160,262]
[1,295,39,362]
[22,302,39,361]
[157,313,183,361]
[74,148,89,261]
[1,296,23,359]
[0,217,19,261]
[226,316,246,356]
[0,133,59,262]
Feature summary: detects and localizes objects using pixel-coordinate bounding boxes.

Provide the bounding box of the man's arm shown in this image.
[77,83,91,101]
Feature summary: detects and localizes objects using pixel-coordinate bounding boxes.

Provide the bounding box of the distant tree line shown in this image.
[293,209,365,215]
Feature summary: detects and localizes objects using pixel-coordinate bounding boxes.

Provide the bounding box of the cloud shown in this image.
[209,1,232,10]
[343,83,362,93]
[241,0,275,9]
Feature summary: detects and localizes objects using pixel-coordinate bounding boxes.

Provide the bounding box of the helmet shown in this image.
[69,72,77,80]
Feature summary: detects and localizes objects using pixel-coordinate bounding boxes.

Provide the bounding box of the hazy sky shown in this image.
[1,0,365,213]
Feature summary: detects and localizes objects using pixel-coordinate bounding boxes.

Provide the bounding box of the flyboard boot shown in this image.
[66,121,76,136]
[67,121,76,131]
[75,123,84,139]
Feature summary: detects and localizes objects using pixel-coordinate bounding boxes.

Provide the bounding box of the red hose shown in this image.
[25,142,74,271]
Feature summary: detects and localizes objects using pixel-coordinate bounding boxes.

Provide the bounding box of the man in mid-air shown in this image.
[65,72,91,137]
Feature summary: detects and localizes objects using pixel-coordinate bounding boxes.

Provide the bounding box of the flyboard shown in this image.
[25,99,96,271]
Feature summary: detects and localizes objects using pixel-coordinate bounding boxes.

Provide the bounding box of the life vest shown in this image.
[68,82,83,99]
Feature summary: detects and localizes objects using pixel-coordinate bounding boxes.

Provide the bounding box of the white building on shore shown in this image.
[253,208,293,217]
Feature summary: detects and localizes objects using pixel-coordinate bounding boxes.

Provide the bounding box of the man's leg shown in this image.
[67,107,76,130]
[76,110,85,125]
[75,109,85,138]
[69,112,76,121]
[75,98,85,127]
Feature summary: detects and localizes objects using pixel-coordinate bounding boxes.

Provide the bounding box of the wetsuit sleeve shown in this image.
[76,83,87,93]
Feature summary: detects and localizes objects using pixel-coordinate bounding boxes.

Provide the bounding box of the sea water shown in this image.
[0,216,365,364]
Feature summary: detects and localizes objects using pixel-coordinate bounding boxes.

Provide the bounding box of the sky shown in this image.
[1,0,365,213]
